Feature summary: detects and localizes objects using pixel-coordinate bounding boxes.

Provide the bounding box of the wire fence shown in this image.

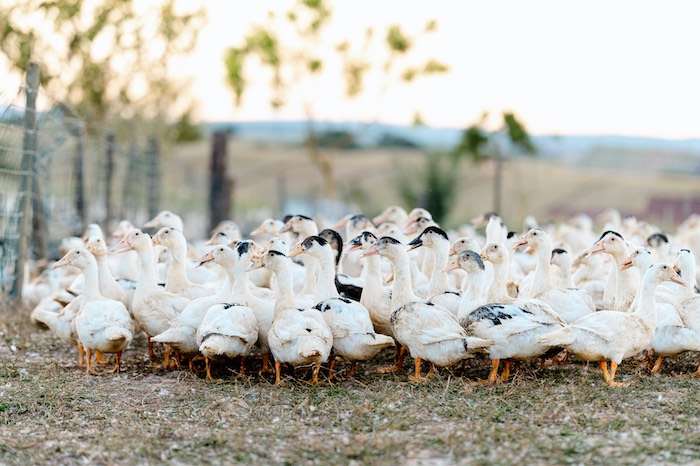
[0,68,162,303]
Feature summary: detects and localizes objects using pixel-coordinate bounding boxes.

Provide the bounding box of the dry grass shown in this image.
[2,309,700,466]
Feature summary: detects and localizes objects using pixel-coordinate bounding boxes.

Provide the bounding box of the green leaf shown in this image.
[307,58,322,73]
[423,59,449,74]
[386,25,411,53]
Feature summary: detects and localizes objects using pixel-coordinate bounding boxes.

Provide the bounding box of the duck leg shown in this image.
[274,360,284,385]
[85,347,97,375]
[501,360,512,382]
[346,362,357,379]
[599,361,611,383]
[650,356,664,374]
[408,357,429,382]
[147,336,155,359]
[94,350,110,365]
[311,362,322,384]
[260,353,272,374]
[239,356,246,377]
[426,363,435,380]
[472,359,500,386]
[328,357,337,379]
[77,342,85,367]
[607,361,630,388]
[378,345,406,373]
[204,356,214,382]
[109,351,122,373]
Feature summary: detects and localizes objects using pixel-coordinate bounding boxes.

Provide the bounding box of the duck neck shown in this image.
[388,251,421,310]
[233,261,255,304]
[458,270,487,319]
[362,254,383,288]
[135,243,159,291]
[272,260,297,317]
[299,255,318,296]
[93,253,121,295]
[165,244,191,290]
[531,244,554,296]
[427,242,453,297]
[634,272,659,331]
[488,261,511,303]
[314,250,340,301]
[81,257,103,302]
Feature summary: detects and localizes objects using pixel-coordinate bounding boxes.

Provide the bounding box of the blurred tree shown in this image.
[453,111,536,214]
[0,0,205,133]
[223,0,448,199]
[397,151,458,224]
[170,109,202,142]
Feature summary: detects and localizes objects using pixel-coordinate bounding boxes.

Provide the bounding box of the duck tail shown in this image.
[463,337,494,354]
[536,326,574,347]
[105,326,132,343]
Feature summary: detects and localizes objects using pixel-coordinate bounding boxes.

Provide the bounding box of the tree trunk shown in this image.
[209,131,232,233]
[305,118,336,199]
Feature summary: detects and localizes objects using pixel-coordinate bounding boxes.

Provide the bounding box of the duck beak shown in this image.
[143,218,159,229]
[152,235,161,246]
[481,252,490,262]
[288,243,304,258]
[671,273,688,286]
[443,257,460,273]
[372,212,388,225]
[620,257,633,271]
[246,258,264,272]
[250,226,265,236]
[585,242,605,256]
[360,244,379,258]
[513,239,528,250]
[196,250,215,267]
[407,236,423,252]
[52,255,71,269]
[110,237,133,254]
[345,240,361,252]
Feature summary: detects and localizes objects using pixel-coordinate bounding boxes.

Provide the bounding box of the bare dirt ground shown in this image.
[2,309,700,466]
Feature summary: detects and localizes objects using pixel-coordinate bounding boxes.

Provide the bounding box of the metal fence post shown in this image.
[104,132,115,233]
[13,62,39,305]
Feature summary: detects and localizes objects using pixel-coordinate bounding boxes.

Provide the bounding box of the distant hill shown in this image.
[203,120,700,159]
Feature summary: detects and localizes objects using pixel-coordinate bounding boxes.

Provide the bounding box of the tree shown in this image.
[223,0,448,199]
[0,0,205,133]
[453,111,536,214]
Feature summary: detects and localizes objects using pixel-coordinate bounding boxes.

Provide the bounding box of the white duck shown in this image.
[111,229,191,367]
[196,300,258,381]
[290,236,394,378]
[621,247,700,374]
[537,263,686,387]
[230,240,276,373]
[281,214,320,297]
[54,248,134,374]
[586,230,639,311]
[84,236,134,309]
[406,226,461,316]
[373,205,408,227]
[515,229,594,323]
[152,227,214,299]
[364,236,493,382]
[250,250,333,385]
[151,245,236,364]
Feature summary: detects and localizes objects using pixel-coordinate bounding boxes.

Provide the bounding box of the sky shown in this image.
[3,0,700,139]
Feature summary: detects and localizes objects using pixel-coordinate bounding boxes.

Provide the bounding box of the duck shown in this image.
[249,250,333,385]
[515,229,594,323]
[144,210,184,232]
[53,248,134,374]
[280,214,320,297]
[229,240,276,373]
[446,249,566,384]
[250,218,285,240]
[30,290,84,366]
[317,228,363,301]
[196,299,258,381]
[372,205,408,227]
[537,263,686,387]
[586,230,639,311]
[151,245,237,365]
[84,236,134,309]
[364,236,493,382]
[152,227,215,299]
[111,229,191,367]
[332,214,375,277]
[620,247,700,374]
[406,226,461,316]
[290,236,394,378]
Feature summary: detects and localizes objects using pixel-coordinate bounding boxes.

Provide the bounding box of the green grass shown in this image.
[1,311,700,465]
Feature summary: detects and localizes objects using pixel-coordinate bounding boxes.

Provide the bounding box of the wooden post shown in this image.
[74,125,86,235]
[104,132,115,232]
[209,131,231,233]
[493,142,503,215]
[13,62,39,304]
[146,138,160,219]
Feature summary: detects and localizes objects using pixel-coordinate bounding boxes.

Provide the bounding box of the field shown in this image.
[2,309,700,465]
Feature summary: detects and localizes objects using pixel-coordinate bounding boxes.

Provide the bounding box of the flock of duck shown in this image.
[26,206,700,388]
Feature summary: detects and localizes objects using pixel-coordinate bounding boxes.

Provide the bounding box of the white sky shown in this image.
[3,0,700,139]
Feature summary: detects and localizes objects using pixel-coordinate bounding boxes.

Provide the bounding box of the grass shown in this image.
[1,310,700,465]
